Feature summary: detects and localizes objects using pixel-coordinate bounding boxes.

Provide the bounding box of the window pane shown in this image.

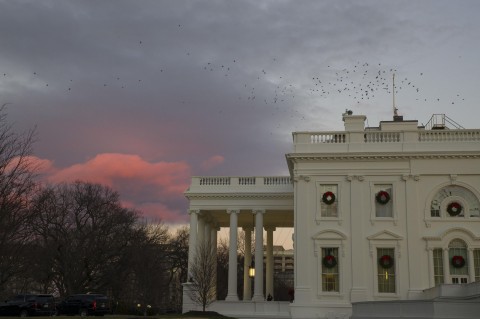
[433,249,444,285]
[430,199,440,217]
[320,185,338,218]
[375,185,393,217]
[322,247,339,292]
[377,248,395,293]
[448,240,468,276]
[474,249,480,282]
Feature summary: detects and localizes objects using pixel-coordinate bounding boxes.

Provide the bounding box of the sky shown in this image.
[1,0,480,226]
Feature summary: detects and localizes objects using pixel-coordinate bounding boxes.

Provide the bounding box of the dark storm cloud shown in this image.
[1,0,479,221]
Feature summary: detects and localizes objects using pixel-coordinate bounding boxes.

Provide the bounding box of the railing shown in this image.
[195,176,291,187]
[239,177,255,185]
[295,129,480,144]
[199,177,231,185]
[419,130,480,142]
[310,133,346,143]
[264,176,291,185]
[364,131,401,143]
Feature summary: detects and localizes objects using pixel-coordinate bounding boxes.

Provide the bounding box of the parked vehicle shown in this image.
[0,294,56,317]
[57,294,110,316]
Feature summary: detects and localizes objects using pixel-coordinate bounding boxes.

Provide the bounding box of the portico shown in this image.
[183,176,294,314]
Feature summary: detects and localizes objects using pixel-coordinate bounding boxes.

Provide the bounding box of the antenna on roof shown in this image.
[392,73,398,116]
[392,73,403,121]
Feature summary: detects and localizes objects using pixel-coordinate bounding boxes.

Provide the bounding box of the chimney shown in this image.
[342,111,366,131]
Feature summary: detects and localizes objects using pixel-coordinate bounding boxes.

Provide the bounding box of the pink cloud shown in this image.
[35,153,192,223]
[201,155,224,170]
[6,155,56,175]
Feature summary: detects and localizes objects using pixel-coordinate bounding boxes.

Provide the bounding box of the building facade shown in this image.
[183,112,480,319]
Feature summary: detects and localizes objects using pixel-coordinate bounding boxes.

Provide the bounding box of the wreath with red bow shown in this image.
[322,191,336,205]
[451,255,465,268]
[447,202,462,217]
[376,190,391,205]
[378,254,394,269]
[323,255,337,268]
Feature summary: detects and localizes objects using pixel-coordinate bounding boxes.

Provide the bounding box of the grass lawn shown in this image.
[0,313,236,319]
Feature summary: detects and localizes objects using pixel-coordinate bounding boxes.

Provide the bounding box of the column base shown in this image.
[252,294,264,302]
[225,294,239,301]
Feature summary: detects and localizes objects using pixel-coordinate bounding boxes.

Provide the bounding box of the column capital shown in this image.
[264,226,276,232]
[253,209,265,215]
[189,209,200,215]
[227,208,239,215]
[242,226,253,232]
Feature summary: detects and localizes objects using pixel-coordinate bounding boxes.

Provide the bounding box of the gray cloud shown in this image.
[1,0,479,219]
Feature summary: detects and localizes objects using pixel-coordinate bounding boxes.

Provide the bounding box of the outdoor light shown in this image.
[249,260,255,278]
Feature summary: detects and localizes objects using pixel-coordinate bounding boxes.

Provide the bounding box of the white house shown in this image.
[183,112,480,319]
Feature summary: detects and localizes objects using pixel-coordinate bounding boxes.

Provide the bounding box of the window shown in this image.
[429,185,480,218]
[321,248,339,292]
[474,249,480,282]
[433,248,444,285]
[320,184,338,218]
[377,248,395,293]
[449,239,468,276]
[375,184,393,218]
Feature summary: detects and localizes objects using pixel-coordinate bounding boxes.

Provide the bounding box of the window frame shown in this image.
[313,230,347,298]
[316,182,343,225]
[369,182,398,225]
[367,231,402,298]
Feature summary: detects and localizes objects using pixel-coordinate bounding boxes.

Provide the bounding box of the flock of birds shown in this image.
[1,34,467,124]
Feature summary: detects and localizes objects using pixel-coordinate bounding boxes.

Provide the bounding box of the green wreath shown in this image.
[446,202,462,216]
[376,190,390,205]
[322,191,336,205]
[451,255,465,268]
[379,254,394,269]
[323,255,337,268]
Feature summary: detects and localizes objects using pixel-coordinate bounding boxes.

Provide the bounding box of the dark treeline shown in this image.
[0,107,191,313]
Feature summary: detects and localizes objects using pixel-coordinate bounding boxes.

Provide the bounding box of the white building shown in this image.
[183,112,480,319]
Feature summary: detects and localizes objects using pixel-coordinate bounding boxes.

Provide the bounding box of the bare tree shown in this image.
[30,181,140,296]
[187,242,217,311]
[165,226,189,311]
[0,106,38,297]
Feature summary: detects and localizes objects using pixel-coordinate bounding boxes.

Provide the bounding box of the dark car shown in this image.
[57,294,110,316]
[0,294,56,317]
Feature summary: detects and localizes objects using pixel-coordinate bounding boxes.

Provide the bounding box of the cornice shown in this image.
[286,151,480,162]
[185,192,294,200]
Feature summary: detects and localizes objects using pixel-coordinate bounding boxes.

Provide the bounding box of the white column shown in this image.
[468,248,475,283]
[253,209,265,302]
[443,248,450,284]
[211,226,219,300]
[266,226,275,300]
[427,248,435,287]
[243,227,252,300]
[225,209,239,301]
[205,222,212,249]
[197,216,205,248]
[187,209,199,280]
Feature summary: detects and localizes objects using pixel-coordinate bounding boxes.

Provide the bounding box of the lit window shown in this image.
[377,248,395,293]
[321,248,339,292]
